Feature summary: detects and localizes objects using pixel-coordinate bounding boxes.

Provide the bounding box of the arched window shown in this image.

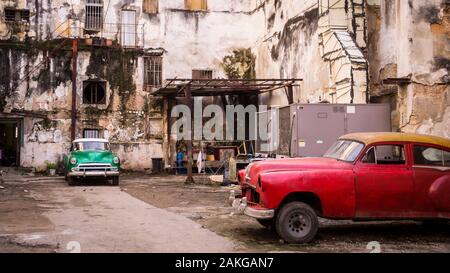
[83,81,106,105]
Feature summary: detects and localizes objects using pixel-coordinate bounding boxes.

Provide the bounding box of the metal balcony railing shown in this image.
[52,19,146,48]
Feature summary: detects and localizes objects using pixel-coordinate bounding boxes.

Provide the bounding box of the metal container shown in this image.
[258,104,391,158]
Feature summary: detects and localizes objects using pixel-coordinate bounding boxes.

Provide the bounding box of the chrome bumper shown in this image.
[68,171,120,177]
[229,190,275,220]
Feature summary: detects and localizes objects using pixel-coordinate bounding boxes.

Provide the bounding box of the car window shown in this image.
[414,146,448,167]
[324,140,364,162]
[444,151,450,167]
[74,142,109,151]
[362,147,376,164]
[361,145,405,165]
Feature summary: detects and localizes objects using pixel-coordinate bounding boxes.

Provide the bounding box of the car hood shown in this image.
[248,157,352,179]
[71,150,115,164]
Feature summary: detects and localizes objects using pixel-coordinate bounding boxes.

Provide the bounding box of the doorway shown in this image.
[0,120,21,167]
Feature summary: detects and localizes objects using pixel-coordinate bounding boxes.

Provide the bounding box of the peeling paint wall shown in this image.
[1,0,449,170]
[252,0,326,105]
[0,0,256,170]
[368,0,450,138]
[252,0,369,106]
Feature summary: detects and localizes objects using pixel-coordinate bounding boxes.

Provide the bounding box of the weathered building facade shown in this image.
[0,0,448,170]
[0,0,256,170]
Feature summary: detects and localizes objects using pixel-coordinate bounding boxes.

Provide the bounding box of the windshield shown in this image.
[74,142,110,151]
[324,140,364,162]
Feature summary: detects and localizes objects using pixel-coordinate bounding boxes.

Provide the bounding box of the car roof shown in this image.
[73,138,109,143]
[340,132,450,149]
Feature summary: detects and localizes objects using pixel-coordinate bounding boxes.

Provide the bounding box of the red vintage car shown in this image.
[231,133,450,243]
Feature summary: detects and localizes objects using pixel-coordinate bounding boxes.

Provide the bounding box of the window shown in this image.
[4,8,30,23]
[144,56,163,89]
[324,140,365,162]
[362,147,376,164]
[85,0,103,31]
[192,69,213,80]
[143,0,159,14]
[185,0,208,11]
[83,81,106,105]
[414,146,450,167]
[362,145,406,165]
[121,9,136,47]
[445,151,450,167]
[74,141,109,151]
[83,129,99,139]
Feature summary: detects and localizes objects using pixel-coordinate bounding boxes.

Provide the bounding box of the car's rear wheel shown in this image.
[275,202,319,244]
[111,176,119,186]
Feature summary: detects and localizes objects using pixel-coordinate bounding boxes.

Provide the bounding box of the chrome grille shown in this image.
[76,163,113,172]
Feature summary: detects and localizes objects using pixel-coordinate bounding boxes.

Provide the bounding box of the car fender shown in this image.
[429,174,450,212]
[259,169,356,218]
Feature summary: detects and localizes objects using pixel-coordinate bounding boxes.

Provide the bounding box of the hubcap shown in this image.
[286,211,312,238]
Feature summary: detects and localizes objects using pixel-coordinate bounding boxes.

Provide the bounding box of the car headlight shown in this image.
[245,163,253,180]
[113,157,120,164]
[70,157,77,165]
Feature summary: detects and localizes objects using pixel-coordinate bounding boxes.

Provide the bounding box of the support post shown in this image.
[185,83,195,184]
[287,84,294,105]
[71,39,78,141]
[163,98,171,171]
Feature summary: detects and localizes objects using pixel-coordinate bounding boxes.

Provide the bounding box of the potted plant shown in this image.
[45,161,57,176]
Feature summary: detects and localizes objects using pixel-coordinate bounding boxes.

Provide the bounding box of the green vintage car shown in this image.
[64,138,120,186]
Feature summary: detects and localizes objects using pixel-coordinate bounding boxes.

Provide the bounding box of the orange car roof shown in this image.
[340,132,450,149]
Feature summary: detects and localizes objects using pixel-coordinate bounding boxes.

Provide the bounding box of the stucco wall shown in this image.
[251,0,328,106]
[1,0,449,170]
[368,0,450,138]
[0,0,257,170]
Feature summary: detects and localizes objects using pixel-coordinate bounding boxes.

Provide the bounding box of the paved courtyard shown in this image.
[0,170,449,253]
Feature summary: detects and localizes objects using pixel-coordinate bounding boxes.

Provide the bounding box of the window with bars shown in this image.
[83,129,100,139]
[85,0,103,31]
[83,81,106,105]
[192,69,213,80]
[3,8,30,23]
[143,0,159,14]
[144,56,163,89]
[185,0,208,11]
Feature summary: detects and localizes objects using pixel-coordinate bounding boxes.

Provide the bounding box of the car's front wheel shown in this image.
[275,202,319,244]
[111,176,119,186]
[67,177,77,186]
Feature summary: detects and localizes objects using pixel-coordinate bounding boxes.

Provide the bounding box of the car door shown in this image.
[354,143,415,218]
[412,144,450,215]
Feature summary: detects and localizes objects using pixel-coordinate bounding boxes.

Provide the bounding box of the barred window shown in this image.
[83,81,106,105]
[192,69,213,80]
[85,0,103,31]
[4,8,30,23]
[144,56,163,89]
[143,0,159,14]
[185,0,207,11]
[83,129,100,139]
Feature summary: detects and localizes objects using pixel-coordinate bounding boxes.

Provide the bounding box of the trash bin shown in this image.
[152,158,164,174]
